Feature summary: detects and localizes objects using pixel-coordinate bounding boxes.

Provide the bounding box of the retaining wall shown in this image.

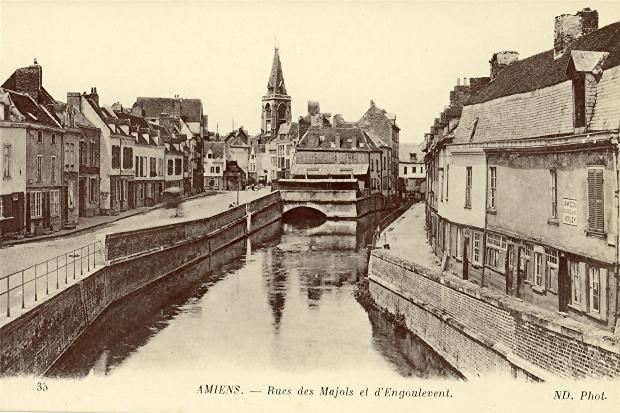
[0,192,283,375]
[368,250,620,380]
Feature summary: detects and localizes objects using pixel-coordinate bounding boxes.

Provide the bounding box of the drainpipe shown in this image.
[612,133,620,332]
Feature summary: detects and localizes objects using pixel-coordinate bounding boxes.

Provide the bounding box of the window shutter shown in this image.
[600,268,608,322]
[587,168,605,233]
[595,170,604,232]
[579,262,587,311]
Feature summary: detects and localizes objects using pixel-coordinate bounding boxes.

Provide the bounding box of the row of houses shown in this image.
[423,8,620,331]
[201,48,402,197]
[0,62,207,240]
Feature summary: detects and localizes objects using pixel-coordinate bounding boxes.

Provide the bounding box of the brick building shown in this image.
[423,8,620,331]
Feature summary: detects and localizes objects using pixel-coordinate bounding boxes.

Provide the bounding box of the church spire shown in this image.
[267,47,287,95]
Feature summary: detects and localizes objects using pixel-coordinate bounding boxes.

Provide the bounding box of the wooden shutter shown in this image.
[600,268,608,321]
[587,168,604,233]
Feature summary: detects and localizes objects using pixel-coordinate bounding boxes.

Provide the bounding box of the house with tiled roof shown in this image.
[48,101,102,220]
[0,85,65,238]
[399,142,425,199]
[424,7,620,332]
[114,109,167,206]
[68,88,135,214]
[294,124,384,194]
[359,100,400,196]
[203,141,225,190]
[1,62,77,238]
[133,95,206,193]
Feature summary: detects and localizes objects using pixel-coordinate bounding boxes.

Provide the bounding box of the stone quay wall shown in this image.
[368,250,620,380]
[0,192,283,376]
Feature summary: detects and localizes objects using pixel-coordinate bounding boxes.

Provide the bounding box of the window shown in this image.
[589,267,600,313]
[446,164,449,201]
[50,189,60,217]
[572,73,586,128]
[150,157,157,177]
[135,156,139,177]
[439,168,444,202]
[587,167,604,234]
[465,166,472,208]
[534,252,544,287]
[456,227,463,259]
[3,145,10,177]
[0,198,3,217]
[51,133,56,145]
[485,247,499,269]
[550,169,557,218]
[215,166,220,174]
[489,166,496,209]
[486,233,507,249]
[51,156,56,182]
[36,155,42,182]
[90,177,97,203]
[412,166,417,174]
[37,131,43,143]
[168,159,173,175]
[570,262,581,305]
[112,145,120,168]
[404,167,408,175]
[472,232,481,264]
[546,249,559,292]
[122,147,133,169]
[90,142,95,166]
[207,152,213,159]
[175,159,182,175]
[30,191,42,218]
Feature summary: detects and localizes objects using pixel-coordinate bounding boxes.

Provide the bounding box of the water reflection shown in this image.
[48,214,458,379]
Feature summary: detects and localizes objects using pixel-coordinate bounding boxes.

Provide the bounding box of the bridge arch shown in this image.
[282,205,328,221]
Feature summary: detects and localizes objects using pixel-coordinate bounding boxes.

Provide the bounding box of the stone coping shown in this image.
[371,250,620,355]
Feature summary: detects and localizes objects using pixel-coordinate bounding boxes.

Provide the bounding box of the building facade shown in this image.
[423,8,620,330]
[261,48,291,139]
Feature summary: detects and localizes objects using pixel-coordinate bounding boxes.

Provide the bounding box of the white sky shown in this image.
[1,1,619,144]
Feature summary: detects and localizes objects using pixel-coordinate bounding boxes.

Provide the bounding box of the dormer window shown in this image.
[567,50,609,130]
[572,73,586,128]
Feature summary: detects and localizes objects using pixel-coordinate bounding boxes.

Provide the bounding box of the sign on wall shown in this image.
[562,198,578,226]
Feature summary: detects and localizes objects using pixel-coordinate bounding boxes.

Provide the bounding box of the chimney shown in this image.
[351,132,357,149]
[554,8,598,59]
[370,99,376,109]
[14,62,42,103]
[335,133,341,148]
[308,100,320,116]
[85,87,99,106]
[489,51,519,80]
[67,92,81,111]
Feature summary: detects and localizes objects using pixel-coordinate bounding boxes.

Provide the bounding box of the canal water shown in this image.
[48,213,459,380]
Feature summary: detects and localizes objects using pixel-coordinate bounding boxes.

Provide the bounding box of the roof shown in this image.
[134,97,203,123]
[224,128,249,146]
[48,102,98,131]
[469,21,620,105]
[4,89,62,128]
[204,141,225,158]
[297,126,378,150]
[399,142,424,162]
[359,102,399,145]
[291,163,369,177]
[267,48,287,95]
[453,21,620,145]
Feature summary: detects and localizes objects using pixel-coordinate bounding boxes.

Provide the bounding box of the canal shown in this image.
[47,213,459,380]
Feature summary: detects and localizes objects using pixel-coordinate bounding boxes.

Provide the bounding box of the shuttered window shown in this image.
[587,167,604,234]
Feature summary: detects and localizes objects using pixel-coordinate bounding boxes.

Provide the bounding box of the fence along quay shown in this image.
[0,191,283,376]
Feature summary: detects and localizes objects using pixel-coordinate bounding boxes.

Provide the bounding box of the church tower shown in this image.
[261,47,291,138]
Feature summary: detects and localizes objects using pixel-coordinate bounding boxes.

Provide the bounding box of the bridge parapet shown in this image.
[280,190,358,203]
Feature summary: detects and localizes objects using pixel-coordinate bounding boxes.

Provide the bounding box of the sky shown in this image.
[1,1,619,144]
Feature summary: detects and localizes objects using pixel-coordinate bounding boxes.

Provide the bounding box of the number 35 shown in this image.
[36,382,48,391]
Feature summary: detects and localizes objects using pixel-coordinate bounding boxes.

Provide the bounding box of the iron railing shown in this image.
[0,241,104,318]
